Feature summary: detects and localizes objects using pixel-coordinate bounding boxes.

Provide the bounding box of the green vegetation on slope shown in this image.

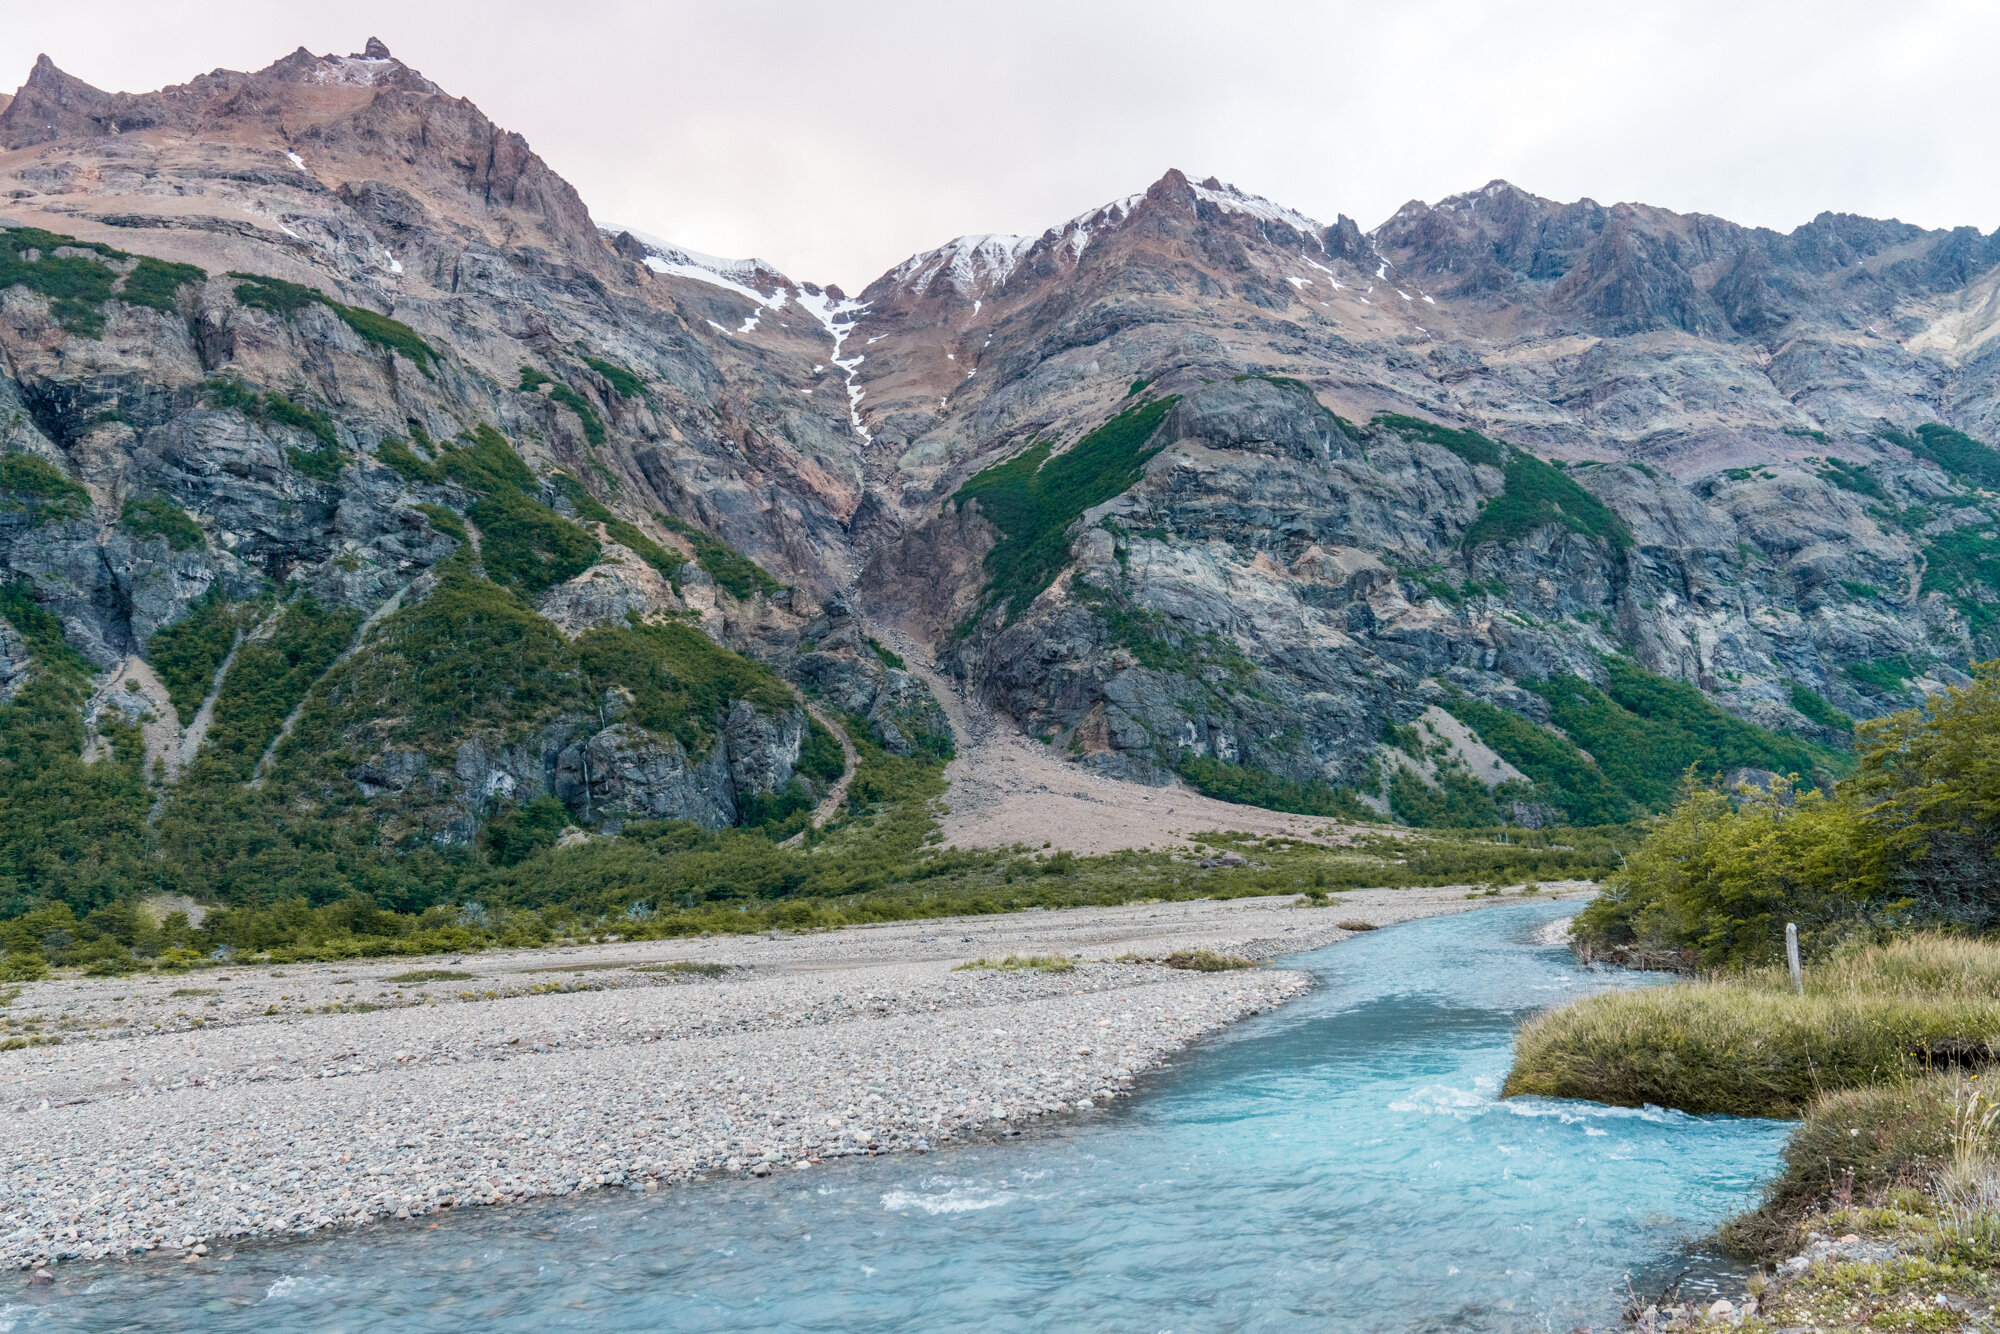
[0,583,152,920]
[0,226,204,337]
[656,514,781,598]
[953,396,1180,623]
[202,379,345,481]
[1528,657,1833,810]
[1885,422,2000,489]
[0,454,90,526]
[1373,413,1630,551]
[185,597,361,784]
[583,356,647,401]
[1463,449,1632,551]
[1441,695,1632,825]
[1175,754,1372,821]
[144,590,263,720]
[117,496,204,552]
[1573,659,2000,968]
[469,487,601,598]
[231,272,437,376]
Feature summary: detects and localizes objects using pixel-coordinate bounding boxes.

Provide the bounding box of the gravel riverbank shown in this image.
[2,884,1585,1271]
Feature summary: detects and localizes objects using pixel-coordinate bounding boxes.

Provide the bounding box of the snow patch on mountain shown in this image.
[887,233,1034,299]
[1189,181,1320,234]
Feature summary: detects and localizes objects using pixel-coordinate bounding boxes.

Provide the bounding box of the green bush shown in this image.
[118,496,203,551]
[1441,695,1631,825]
[953,396,1179,623]
[0,227,203,336]
[1175,754,1372,820]
[484,796,571,866]
[799,717,847,782]
[469,487,600,597]
[583,356,647,401]
[231,272,437,375]
[656,514,781,599]
[187,597,361,783]
[0,454,90,525]
[201,380,345,480]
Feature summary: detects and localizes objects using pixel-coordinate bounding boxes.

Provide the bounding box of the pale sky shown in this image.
[5,0,1995,291]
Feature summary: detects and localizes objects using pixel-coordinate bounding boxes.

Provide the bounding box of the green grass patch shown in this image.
[1919,524,2000,637]
[953,396,1180,624]
[202,379,345,480]
[0,453,89,526]
[1792,682,1854,733]
[375,436,441,486]
[118,496,203,552]
[546,383,606,445]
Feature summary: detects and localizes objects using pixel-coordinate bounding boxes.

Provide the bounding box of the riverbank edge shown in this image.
[5,885,1589,1276]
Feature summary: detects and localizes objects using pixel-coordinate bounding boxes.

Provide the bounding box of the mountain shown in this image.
[3,39,1999,922]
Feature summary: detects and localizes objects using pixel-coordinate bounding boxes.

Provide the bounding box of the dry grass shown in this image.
[1337,920,1379,932]
[1162,950,1258,972]
[954,955,1075,973]
[1504,936,2000,1118]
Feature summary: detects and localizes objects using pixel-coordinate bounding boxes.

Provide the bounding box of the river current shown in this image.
[3,899,1790,1332]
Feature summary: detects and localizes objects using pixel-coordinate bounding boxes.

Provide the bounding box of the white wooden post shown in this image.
[1786,922,1803,994]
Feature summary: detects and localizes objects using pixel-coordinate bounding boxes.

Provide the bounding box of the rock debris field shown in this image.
[2,885,1580,1271]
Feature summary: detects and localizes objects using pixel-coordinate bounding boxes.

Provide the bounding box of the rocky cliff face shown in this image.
[3,40,1999,849]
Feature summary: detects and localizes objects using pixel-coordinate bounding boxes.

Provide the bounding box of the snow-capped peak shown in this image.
[1188,180,1321,234]
[887,233,1035,299]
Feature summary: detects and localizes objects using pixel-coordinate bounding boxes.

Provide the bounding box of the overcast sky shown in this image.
[5,0,1995,290]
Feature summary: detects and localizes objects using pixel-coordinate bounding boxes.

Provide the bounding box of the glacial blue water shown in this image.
[3,900,1792,1332]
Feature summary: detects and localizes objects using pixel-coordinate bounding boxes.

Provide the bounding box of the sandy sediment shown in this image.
[0,884,1584,1269]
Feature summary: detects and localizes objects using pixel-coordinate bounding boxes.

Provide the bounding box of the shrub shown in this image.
[954,955,1074,973]
[1463,449,1631,551]
[1163,949,1257,971]
[1176,754,1371,820]
[582,356,647,401]
[145,590,260,720]
[546,383,606,445]
[484,796,571,867]
[1372,412,1504,468]
[1337,919,1378,931]
[187,597,361,783]
[231,272,437,375]
[375,436,441,485]
[1791,682,1854,733]
[953,396,1180,623]
[0,453,90,525]
[385,969,476,983]
[1502,978,2000,1117]
[469,487,601,597]
[118,496,203,551]
[656,514,782,599]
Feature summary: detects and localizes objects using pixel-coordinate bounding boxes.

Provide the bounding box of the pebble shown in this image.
[1,886,1559,1270]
